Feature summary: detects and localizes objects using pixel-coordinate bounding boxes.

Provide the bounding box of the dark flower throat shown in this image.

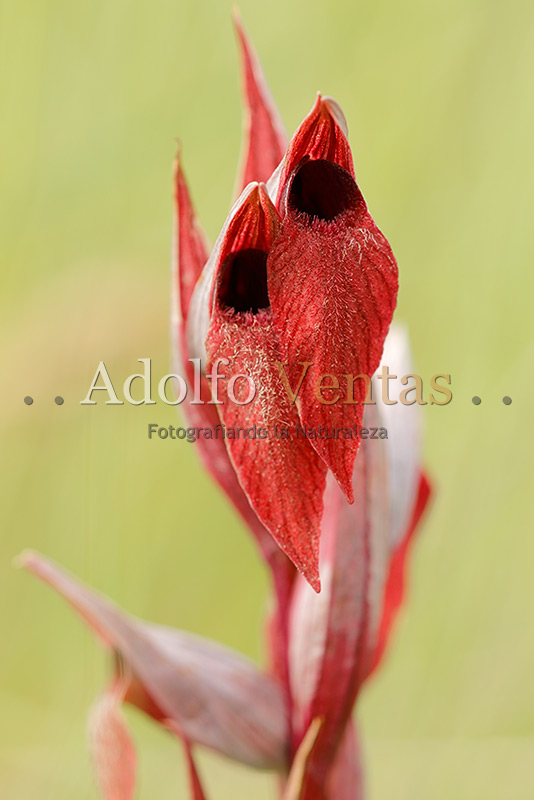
[218,249,270,314]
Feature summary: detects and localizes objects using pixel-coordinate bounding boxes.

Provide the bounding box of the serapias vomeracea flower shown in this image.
[179,18,398,593]
[19,13,431,800]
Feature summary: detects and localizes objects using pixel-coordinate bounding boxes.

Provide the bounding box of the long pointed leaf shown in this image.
[18,551,288,770]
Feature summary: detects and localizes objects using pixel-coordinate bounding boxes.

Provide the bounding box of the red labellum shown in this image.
[268,96,398,501]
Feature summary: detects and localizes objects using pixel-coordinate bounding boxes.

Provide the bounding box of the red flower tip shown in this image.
[276,93,355,211]
[172,153,210,326]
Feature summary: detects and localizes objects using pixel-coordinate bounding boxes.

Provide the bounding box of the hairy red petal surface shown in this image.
[207,308,327,591]
[19,551,288,770]
[268,99,398,500]
[200,184,327,590]
[233,10,287,193]
[268,209,397,500]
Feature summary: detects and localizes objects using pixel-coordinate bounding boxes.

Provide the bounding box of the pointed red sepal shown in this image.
[275,94,354,207]
[18,551,289,770]
[172,153,210,326]
[268,96,398,501]
[369,471,432,675]
[201,183,327,591]
[233,10,287,194]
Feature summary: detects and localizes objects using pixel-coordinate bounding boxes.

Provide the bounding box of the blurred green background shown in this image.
[1,0,533,797]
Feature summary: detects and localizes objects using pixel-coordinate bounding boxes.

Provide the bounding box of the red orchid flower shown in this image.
[178,18,398,594]
[18,15,431,800]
